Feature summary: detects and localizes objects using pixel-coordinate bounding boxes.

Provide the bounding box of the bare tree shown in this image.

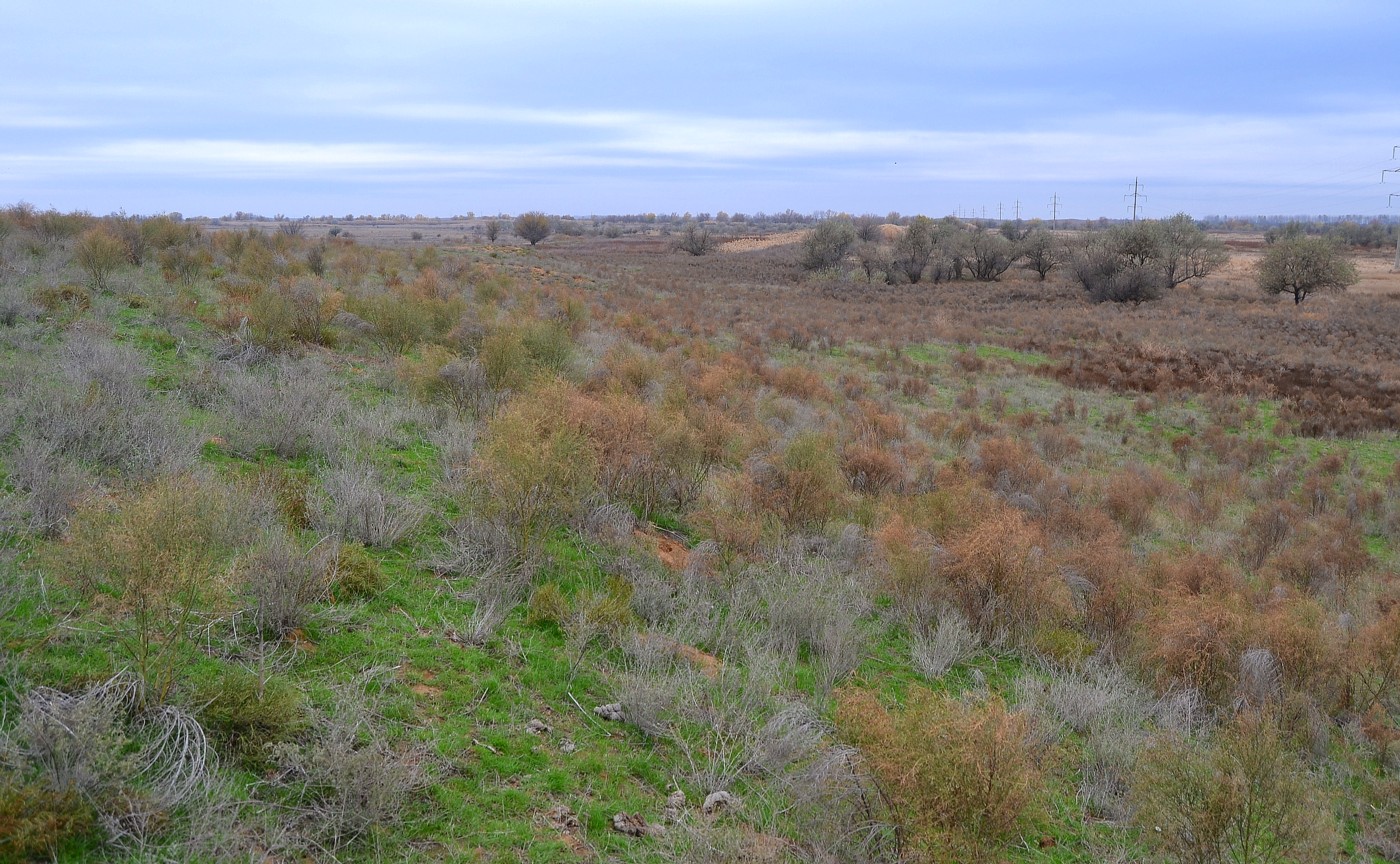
[892,215,936,283]
[484,219,501,243]
[963,228,1017,281]
[800,216,857,271]
[1072,239,1165,305]
[513,212,551,246]
[674,222,716,256]
[1020,229,1065,281]
[1157,212,1229,288]
[1257,235,1358,305]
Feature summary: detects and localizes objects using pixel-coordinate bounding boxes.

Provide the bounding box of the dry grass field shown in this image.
[0,207,1397,863]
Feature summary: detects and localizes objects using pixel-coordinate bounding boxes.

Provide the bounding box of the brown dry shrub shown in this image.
[770,364,829,400]
[1239,501,1303,573]
[841,441,905,495]
[1102,463,1169,536]
[835,687,1041,864]
[1351,603,1400,719]
[940,508,1073,643]
[1149,550,1242,598]
[853,399,907,443]
[1059,540,1145,652]
[873,512,939,612]
[1140,592,1250,701]
[1035,425,1082,465]
[1267,514,1371,595]
[901,479,1000,540]
[687,470,773,558]
[593,343,661,397]
[974,436,1051,496]
[1258,594,1342,695]
[750,432,850,530]
[566,391,668,518]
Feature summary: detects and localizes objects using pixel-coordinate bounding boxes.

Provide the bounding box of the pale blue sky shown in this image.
[4,0,1397,219]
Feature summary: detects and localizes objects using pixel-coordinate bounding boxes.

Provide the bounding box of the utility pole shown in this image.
[1125,178,1144,221]
[1387,147,1400,271]
[1050,194,1060,230]
[998,203,1004,221]
[1390,192,1400,272]
[1014,200,1021,220]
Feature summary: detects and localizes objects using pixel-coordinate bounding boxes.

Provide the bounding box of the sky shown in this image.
[3,0,1398,220]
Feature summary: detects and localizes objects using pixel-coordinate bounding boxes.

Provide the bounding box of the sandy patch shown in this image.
[718,229,807,253]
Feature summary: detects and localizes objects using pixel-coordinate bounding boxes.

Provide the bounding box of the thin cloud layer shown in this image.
[4,1,1396,216]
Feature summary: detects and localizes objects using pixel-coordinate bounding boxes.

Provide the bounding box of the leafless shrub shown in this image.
[1154,687,1212,736]
[427,419,476,495]
[220,356,345,459]
[910,608,980,679]
[428,515,527,581]
[616,656,810,791]
[1018,662,1152,736]
[5,439,92,536]
[1079,720,1145,822]
[785,744,901,862]
[0,280,39,326]
[584,501,638,544]
[265,681,430,851]
[21,329,200,477]
[448,597,510,646]
[752,555,870,661]
[312,461,426,548]
[611,556,677,625]
[212,317,269,368]
[242,531,333,637]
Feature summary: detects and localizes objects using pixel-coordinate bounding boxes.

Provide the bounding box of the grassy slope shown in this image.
[0,238,1396,863]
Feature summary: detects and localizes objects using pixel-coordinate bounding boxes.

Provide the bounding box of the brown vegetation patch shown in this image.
[1049,342,1400,435]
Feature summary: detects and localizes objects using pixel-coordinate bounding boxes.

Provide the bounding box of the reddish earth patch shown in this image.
[285,628,317,653]
[633,528,690,571]
[638,632,723,679]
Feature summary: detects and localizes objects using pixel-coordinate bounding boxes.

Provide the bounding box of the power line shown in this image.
[1125,178,1144,221]
[1388,145,1400,271]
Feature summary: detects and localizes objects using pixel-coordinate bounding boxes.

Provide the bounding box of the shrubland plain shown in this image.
[0,206,1398,863]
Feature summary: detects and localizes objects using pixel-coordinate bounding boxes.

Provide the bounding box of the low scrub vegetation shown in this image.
[0,204,1394,863]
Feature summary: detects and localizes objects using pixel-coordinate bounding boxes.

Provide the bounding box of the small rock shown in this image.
[559,738,577,754]
[544,804,580,831]
[594,702,625,722]
[611,812,650,837]
[662,789,686,823]
[526,718,552,735]
[701,790,740,815]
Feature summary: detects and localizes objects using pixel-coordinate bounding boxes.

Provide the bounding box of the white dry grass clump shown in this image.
[313,461,426,548]
[21,328,201,478]
[220,356,346,459]
[1233,646,1283,711]
[911,608,980,679]
[0,673,216,852]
